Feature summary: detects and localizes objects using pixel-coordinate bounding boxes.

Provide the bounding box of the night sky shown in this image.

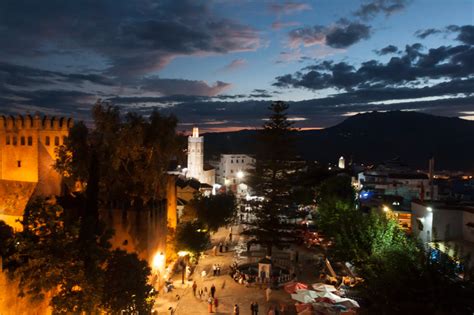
[0,0,473,131]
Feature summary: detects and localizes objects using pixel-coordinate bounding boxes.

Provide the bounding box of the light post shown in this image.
[152,252,165,288]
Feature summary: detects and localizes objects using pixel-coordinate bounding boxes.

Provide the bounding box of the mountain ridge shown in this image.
[202,111,474,171]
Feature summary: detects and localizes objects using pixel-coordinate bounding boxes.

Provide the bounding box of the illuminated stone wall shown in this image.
[0,114,71,198]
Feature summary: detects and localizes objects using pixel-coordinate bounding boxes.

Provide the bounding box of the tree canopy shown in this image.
[192,193,237,232]
[175,221,210,257]
[55,101,179,210]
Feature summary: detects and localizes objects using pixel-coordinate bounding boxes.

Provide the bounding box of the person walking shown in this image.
[192,281,197,296]
[233,304,240,315]
[213,297,219,313]
[217,264,221,276]
[265,287,272,302]
[254,301,259,315]
[213,264,217,276]
[198,288,204,300]
[219,242,223,253]
[208,297,214,313]
[210,284,216,298]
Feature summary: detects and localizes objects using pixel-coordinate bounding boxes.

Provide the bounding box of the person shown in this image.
[210,284,216,298]
[225,243,229,252]
[213,264,217,276]
[198,288,204,300]
[214,297,219,312]
[208,297,214,313]
[267,305,275,315]
[251,301,259,315]
[213,245,217,256]
[201,270,207,279]
[192,281,197,296]
[217,264,221,276]
[233,304,240,315]
[266,287,272,302]
[219,242,223,253]
[229,230,233,242]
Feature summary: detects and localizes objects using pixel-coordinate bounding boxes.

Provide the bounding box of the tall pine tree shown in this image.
[243,101,297,257]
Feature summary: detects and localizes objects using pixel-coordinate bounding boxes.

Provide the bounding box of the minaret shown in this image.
[338,156,345,169]
[187,127,204,181]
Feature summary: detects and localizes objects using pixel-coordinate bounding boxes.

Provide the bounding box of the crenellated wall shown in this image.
[0,114,72,204]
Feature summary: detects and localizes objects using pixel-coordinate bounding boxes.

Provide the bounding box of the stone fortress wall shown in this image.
[0,114,72,226]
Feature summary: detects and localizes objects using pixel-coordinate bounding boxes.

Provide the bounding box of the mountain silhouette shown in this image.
[203,111,474,171]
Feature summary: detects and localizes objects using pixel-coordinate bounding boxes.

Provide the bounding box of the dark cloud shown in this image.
[0,0,260,76]
[269,2,311,15]
[140,77,231,97]
[355,0,410,20]
[325,21,371,48]
[452,25,474,45]
[415,28,442,39]
[0,62,115,88]
[375,45,399,55]
[274,41,473,91]
[289,20,371,48]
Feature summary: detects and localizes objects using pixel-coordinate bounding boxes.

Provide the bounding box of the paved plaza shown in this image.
[153,225,321,315]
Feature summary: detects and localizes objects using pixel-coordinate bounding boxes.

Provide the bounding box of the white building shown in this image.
[412,200,474,272]
[211,154,255,196]
[186,127,215,186]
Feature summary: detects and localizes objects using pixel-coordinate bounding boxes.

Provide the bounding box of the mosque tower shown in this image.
[187,127,204,181]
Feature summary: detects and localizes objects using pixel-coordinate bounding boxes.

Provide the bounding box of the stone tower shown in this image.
[187,127,204,181]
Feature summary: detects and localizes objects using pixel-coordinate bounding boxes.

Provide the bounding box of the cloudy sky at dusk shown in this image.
[0,0,473,131]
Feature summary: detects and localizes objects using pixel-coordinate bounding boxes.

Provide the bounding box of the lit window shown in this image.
[27,136,33,146]
[45,136,50,146]
[20,136,25,145]
[54,136,59,146]
[62,136,67,144]
[12,136,17,146]
[6,136,10,145]
[17,160,21,168]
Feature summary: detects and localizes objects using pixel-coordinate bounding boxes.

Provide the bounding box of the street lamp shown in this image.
[236,170,244,179]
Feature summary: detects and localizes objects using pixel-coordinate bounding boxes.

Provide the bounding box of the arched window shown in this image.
[12,136,17,146]
[20,136,25,145]
[45,136,50,146]
[6,136,10,145]
[54,136,59,146]
[27,136,33,146]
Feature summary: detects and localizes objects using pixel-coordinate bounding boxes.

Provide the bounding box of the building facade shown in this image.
[186,127,215,186]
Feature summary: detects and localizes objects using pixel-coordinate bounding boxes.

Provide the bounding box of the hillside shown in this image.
[203,111,474,171]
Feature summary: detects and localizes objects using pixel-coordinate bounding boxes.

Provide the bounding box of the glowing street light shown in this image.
[427,207,433,212]
[383,206,390,212]
[236,170,244,179]
[152,252,165,272]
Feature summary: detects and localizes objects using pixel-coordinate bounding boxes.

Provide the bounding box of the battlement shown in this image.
[0,114,73,131]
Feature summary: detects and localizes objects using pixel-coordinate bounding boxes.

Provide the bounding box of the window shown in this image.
[45,136,50,146]
[6,136,10,145]
[236,160,239,163]
[17,160,21,168]
[242,159,244,163]
[54,136,59,146]
[27,136,33,146]
[20,136,25,145]
[62,136,67,144]
[231,169,234,173]
[231,160,233,163]
[12,136,17,146]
